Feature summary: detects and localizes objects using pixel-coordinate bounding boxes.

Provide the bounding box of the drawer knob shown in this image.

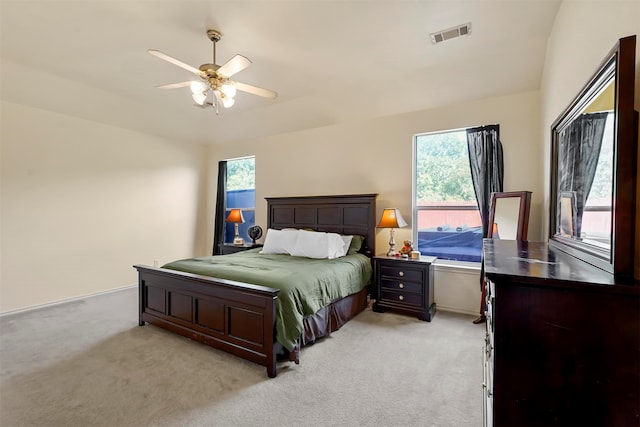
[399,283,404,289]
[398,271,404,277]
[398,295,404,301]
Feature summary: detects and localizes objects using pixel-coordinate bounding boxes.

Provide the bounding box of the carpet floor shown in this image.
[0,287,484,426]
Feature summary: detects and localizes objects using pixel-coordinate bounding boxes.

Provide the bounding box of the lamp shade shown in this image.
[377,208,408,228]
[226,208,245,224]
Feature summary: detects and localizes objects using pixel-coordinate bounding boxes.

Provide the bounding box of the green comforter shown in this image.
[162,249,372,351]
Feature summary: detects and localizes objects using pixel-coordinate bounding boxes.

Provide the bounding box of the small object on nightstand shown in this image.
[247,225,263,244]
[398,240,413,258]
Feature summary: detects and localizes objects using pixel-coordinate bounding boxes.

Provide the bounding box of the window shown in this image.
[224,157,255,243]
[581,111,614,248]
[413,129,482,262]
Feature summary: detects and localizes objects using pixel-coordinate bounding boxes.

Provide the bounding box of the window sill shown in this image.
[432,259,481,274]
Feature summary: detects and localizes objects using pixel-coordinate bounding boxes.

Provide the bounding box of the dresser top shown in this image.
[483,239,620,287]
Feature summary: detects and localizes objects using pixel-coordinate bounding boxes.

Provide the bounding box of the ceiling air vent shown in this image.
[430,22,472,44]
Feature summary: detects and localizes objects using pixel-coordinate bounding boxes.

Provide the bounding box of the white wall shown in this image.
[0,101,209,313]
[540,0,640,278]
[208,90,543,315]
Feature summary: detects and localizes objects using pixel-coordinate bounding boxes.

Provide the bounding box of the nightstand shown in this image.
[372,255,437,321]
[218,243,263,255]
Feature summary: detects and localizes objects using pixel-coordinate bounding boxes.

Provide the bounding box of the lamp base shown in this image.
[233,222,244,245]
[386,228,397,257]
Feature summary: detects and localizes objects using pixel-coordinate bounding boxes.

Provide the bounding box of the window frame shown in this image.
[412,128,482,265]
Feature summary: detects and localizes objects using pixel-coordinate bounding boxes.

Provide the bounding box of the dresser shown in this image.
[482,239,640,427]
[372,255,436,321]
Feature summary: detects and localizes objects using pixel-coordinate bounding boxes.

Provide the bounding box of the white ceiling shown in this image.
[0,0,560,145]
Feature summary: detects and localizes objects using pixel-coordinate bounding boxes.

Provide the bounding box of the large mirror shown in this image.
[549,35,637,279]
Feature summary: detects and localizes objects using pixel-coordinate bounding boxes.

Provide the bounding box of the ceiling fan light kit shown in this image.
[149,29,277,114]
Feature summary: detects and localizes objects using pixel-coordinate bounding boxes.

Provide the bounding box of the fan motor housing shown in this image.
[207,29,222,42]
[199,63,220,76]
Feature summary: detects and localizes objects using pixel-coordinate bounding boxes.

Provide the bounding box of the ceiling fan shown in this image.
[148,29,277,112]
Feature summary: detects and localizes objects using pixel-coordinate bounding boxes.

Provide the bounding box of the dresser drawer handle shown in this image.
[398,271,404,277]
[398,295,404,301]
[399,283,404,289]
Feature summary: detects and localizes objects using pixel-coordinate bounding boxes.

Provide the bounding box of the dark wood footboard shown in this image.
[134,265,280,377]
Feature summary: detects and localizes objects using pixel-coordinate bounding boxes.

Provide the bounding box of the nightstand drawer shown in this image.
[381,290,423,307]
[379,278,422,294]
[379,266,423,282]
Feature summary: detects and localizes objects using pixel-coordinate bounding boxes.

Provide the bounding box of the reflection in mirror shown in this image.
[555,71,614,250]
[549,35,636,279]
[488,191,532,241]
[559,191,577,237]
[492,197,522,240]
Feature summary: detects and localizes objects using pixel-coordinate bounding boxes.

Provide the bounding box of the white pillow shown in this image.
[260,229,299,255]
[288,231,352,259]
[290,230,332,259]
[336,234,353,258]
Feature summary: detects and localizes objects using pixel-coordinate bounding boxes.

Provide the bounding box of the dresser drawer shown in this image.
[379,278,423,293]
[379,265,424,282]
[380,290,423,307]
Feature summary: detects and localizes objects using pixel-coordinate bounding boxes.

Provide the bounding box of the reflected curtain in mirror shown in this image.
[467,124,504,238]
[557,112,608,238]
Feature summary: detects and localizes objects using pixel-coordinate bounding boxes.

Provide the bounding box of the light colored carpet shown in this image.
[0,288,483,426]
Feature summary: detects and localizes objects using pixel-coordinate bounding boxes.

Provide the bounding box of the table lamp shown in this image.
[377,208,408,256]
[226,209,245,245]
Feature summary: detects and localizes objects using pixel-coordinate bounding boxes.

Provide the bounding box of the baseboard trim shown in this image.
[437,306,478,317]
[0,285,136,317]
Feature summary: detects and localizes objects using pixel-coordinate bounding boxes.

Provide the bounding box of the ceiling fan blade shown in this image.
[155,81,193,90]
[232,81,278,99]
[148,49,202,76]
[217,54,252,78]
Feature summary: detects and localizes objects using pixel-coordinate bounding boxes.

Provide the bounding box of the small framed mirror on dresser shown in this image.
[549,35,637,280]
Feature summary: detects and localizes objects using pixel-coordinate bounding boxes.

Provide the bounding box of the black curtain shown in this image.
[467,124,504,238]
[212,161,227,255]
[557,112,608,238]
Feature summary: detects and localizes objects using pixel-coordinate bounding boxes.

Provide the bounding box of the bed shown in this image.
[134,193,377,377]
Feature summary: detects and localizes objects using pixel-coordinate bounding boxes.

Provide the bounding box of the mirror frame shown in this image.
[549,35,637,279]
[488,191,532,240]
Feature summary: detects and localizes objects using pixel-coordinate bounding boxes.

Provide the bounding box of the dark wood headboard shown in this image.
[265,194,378,257]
